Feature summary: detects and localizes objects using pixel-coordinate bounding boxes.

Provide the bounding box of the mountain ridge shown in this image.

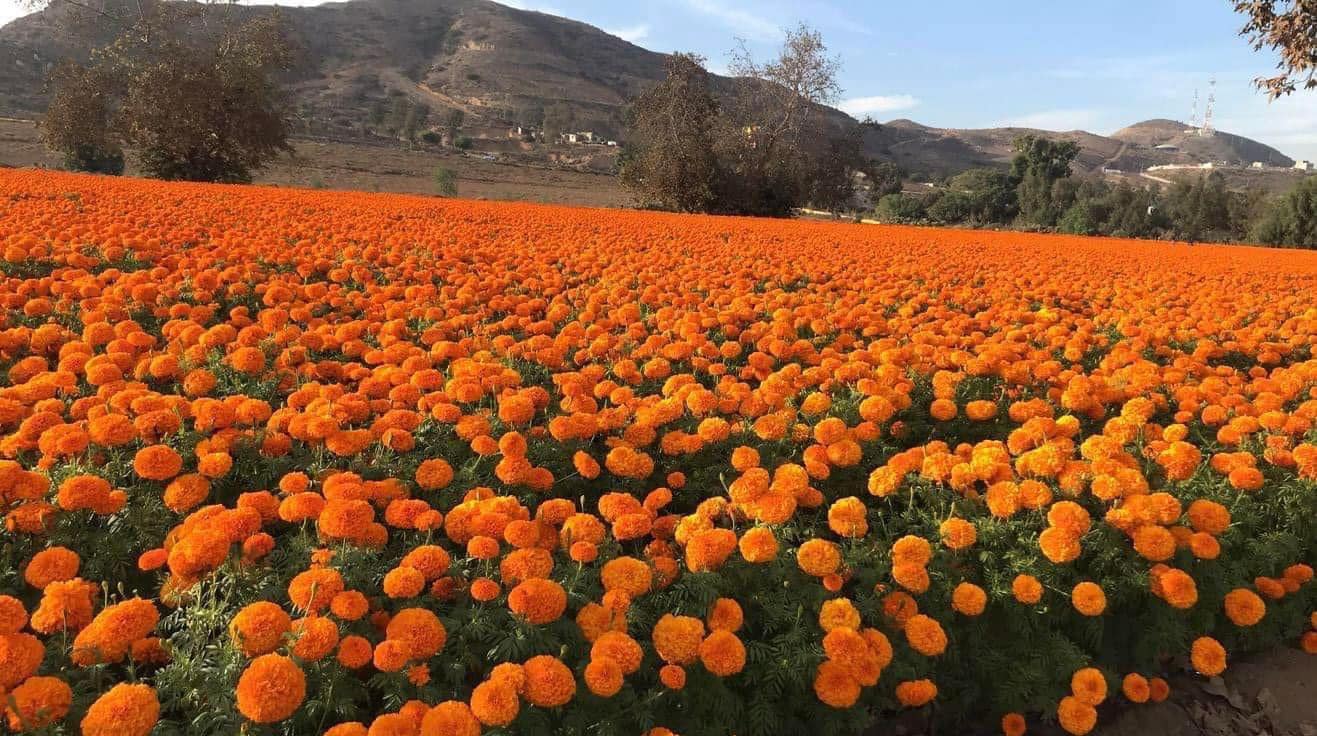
[0,0,1298,177]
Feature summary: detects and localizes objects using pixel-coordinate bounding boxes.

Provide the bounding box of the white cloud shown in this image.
[683,0,779,42]
[839,94,919,117]
[603,23,649,44]
[994,108,1108,132]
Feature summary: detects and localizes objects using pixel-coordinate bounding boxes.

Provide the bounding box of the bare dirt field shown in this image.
[0,118,631,207]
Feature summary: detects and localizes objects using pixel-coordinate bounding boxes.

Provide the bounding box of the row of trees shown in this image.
[619,26,870,217]
[873,136,1317,248]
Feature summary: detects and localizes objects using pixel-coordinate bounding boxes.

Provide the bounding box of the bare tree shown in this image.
[1234,0,1317,97]
[718,23,852,216]
[727,24,841,149]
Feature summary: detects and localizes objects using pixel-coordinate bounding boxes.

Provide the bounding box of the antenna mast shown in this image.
[1201,78,1216,137]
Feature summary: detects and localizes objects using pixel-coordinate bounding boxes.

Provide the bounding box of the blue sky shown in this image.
[4,0,1316,159]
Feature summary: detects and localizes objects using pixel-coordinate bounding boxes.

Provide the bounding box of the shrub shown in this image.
[433,166,458,196]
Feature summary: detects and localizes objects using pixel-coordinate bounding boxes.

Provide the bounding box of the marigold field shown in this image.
[0,170,1314,736]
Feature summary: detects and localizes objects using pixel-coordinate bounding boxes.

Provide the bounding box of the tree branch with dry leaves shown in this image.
[1234,0,1317,97]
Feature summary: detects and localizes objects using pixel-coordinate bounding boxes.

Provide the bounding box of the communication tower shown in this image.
[1201,78,1216,137]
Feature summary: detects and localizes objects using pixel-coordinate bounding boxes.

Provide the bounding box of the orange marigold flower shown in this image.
[1013,574,1043,605]
[1156,568,1198,609]
[133,444,184,481]
[372,639,412,672]
[1070,667,1107,706]
[698,630,746,676]
[952,582,988,616]
[290,616,339,661]
[601,556,653,597]
[813,659,860,708]
[738,526,778,563]
[1223,588,1266,627]
[1039,526,1081,564]
[381,608,445,660]
[1072,582,1106,617]
[1121,673,1150,703]
[471,678,521,725]
[660,663,687,690]
[584,657,624,697]
[707,597,744,632]
[819,598,861,632]
[939,518,977,550]
[336,635,373,669]
[895,679,938,707]
[230,601,292,657]
[80,683,159,736]
[1190,636,1227,676]
[892,535,933,566]
[4,676,72,731]
[796,538,842,577]
[904,614,948,656]
[652,613,705,664]
[1056,695,1097,735]
[288,567,345,613]
[420,701,481,736]
[507,578,567,624]
[523,655,576,707]
[235,654,306,724]
[383,566,426,599]
[24,546,79,588]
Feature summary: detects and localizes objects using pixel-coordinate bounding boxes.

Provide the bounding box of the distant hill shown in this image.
[0,0,1300,179]
[1110,119,1293,167]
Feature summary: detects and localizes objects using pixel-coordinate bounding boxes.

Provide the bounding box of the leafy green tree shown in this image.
[1011,135,1080,226]
[368,99,388,131]
[433,166,458,197]
[868,161,905,199]
[873,192,926,222]
[802,126,869,214]
[947,168,1016,223]
[543,102,576,141]
[386,96,411,136]
[403,102,430,143]
[1164,173,1231,242]
[1252,175,1317,247]
[927,190,974,224]
[444,108,465,139]
[1105,183,1164,237]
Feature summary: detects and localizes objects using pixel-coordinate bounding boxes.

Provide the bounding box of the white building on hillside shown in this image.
[1296,160,1314,172]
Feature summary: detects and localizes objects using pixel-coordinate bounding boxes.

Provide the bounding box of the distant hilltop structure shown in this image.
[1185,79,1217,138]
